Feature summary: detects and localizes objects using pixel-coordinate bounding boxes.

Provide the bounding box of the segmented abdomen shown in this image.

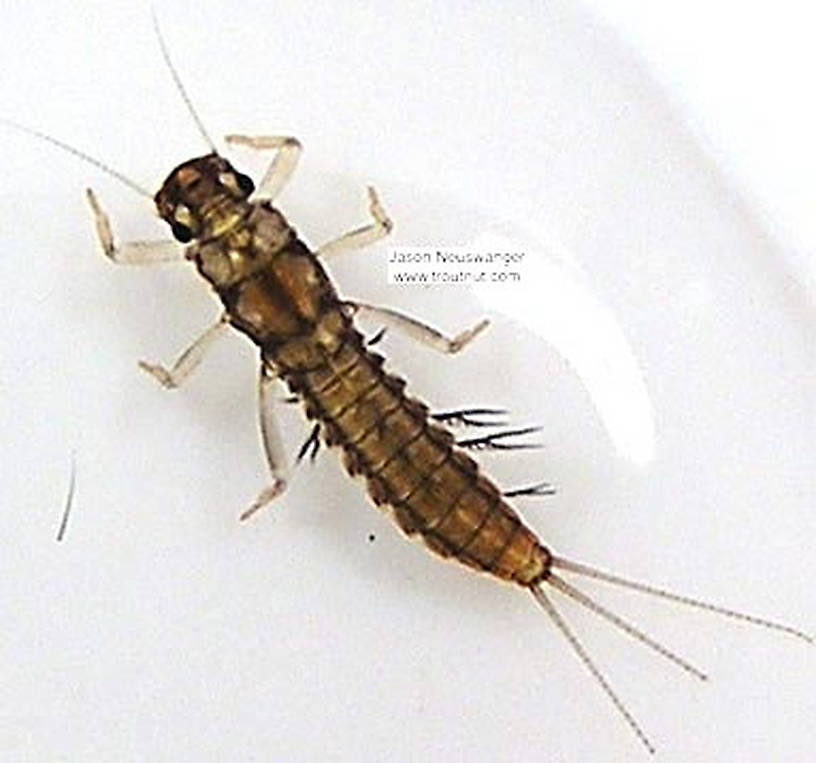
[271,306,551,587]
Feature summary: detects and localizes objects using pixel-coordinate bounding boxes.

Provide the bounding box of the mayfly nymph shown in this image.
[4,11,810,756]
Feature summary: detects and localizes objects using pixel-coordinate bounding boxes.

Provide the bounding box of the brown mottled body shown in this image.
[275,307,551,586]
[154,153,551,587]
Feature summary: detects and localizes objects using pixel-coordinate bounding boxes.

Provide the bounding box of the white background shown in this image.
[0,1,814,761]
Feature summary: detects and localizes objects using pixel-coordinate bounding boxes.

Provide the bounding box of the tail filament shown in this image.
[551,555,812,643]
[532,586,657,755]
[531,555,811,753]
[547,573,708,681]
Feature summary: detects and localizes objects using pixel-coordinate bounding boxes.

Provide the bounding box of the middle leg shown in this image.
[344,301,489,354]
[316,186,393,258]
[138,314,230,389]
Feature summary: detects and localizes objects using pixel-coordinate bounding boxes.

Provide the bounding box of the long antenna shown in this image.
[0,117,152,199]
[551,555,813,643]
[151,5,217,153]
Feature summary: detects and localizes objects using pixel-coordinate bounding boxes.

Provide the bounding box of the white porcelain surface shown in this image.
[1,3,813,761]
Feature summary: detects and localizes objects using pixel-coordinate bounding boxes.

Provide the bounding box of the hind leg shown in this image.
[240,364,291,522]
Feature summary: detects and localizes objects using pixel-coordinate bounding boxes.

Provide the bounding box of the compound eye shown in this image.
[236,172,255,195]
[171,222,193,243]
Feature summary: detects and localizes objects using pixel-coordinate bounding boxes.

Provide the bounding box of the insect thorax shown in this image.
[191,204,294,289]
